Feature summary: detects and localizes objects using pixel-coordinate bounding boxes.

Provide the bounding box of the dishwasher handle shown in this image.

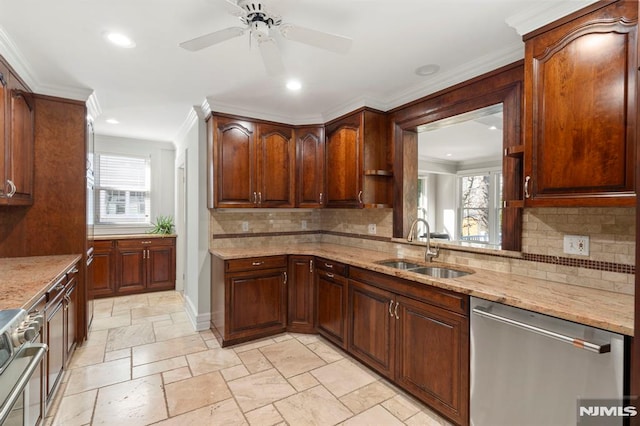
[472,306,610,354]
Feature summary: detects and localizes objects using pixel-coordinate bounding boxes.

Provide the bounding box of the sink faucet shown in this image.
[407,218,439,262]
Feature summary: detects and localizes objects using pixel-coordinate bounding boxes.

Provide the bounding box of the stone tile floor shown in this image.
[44,291,452,426]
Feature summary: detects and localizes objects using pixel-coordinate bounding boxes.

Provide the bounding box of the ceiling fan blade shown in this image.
[258,38,285,76]
[218,0,247,17]
[179,27,245,51]
[279,23,352,54]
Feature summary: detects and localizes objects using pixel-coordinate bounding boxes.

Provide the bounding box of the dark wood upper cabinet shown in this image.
[209,114,295,208]
[295,126,325,208]
[523,0,637,206]
[325,108,393,208]
[0,59,34,206]
[256,122,295,208]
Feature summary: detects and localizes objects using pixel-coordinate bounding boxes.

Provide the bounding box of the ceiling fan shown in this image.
[179,0,353,76]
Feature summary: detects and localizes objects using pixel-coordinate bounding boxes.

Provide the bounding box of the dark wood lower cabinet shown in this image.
[395,295,469,425]
[347,267,470,426]
[211,255,288,346]
[287,256,315,333]
[210,255,470,425]
[91,236,176,298]
[348,279,395,378]
[44,261,79,406]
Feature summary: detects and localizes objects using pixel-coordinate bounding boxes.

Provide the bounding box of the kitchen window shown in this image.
[95,154,151,224]
[459,170,501,245]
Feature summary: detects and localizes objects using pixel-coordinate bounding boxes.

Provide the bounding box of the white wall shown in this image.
[173,107,211,331]
[94,134,175,235]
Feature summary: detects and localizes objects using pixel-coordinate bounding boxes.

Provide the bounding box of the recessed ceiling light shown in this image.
[445,153,453,157]
[415,64,440,76]
[106,118,119,124]
[488,125,498,130]
[286,79,302,91]
[104,32,136,48]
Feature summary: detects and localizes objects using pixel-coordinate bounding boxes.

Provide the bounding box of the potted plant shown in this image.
[148,215,174,235]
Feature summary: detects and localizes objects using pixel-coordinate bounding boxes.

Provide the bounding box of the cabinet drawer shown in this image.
[316,258,347,276]
[94,240,115,251]
[117,237,175,249]
[316,268,348,285]
[225,255,288,273]
[46,275,67,306]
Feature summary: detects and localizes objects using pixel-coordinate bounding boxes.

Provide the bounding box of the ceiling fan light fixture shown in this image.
[105,118,120,124]
[415,64,440,76]
[286,79,302,91]
[104,32,136,48]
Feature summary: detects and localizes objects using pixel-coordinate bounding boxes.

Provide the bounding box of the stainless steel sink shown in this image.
[375,260,422,270]
[375,259,472,278]
[410,266,471,279]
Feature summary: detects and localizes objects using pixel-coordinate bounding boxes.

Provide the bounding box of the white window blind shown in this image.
[96,154,151,224]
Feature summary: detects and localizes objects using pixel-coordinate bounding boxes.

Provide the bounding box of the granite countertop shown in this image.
[95,234,176,240]
[0,254,82,310]
[211,243,635,336]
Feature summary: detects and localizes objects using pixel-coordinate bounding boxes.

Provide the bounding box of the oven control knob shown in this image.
[25,320,42,334]
[12,327,36,346]
[26,314,44,329]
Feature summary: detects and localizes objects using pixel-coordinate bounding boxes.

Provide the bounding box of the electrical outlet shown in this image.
[301,220,307,230]
[368,224,376,234]
[563,235,589,256]
[242,221,249,232]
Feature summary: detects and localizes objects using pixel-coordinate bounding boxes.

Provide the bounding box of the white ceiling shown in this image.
[0,0,597,143]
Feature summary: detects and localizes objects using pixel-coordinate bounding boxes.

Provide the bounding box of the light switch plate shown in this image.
[563,235,589,256]
[368,224,376,234]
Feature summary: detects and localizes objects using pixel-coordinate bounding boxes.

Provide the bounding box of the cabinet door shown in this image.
[325,113,362,207]
[256,123,295,207]
[116,241,146,294]
[92,240,116,298]
[226,268,287,340]
[395,295,469,425]
[45,298,64,403]
[64,279,77,362]
[316,269,347,348]
[146,239,176,290]
[296,126,325,207]
[7,83,34,203]
[0,64,7,198]
[347,278,395,379]
[214,116,256,208]
[287,256,314,333]
[524,1,637,206]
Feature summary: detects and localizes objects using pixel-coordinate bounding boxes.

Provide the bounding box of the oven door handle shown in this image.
[472,306,610,354]
[0,343,48,424]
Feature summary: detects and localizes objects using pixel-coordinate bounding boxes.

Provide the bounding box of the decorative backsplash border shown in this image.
[522,253,635,275]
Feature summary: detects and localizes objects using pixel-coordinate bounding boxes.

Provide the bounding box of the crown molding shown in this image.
[205,96,324,125]
[173,106,202,145]
[505,0,599,36]
[0,25,93,101]
[86,91,102,121]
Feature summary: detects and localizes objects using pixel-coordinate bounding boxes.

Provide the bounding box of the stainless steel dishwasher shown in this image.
[470,297,625,426]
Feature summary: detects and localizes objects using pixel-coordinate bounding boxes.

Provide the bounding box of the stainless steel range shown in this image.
[0,309,47,426]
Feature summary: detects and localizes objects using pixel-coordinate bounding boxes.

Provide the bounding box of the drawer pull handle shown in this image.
[324,263,333,269]
[326,272,334,278]
[524,175,531,199]
[252,261,264,266]
[69,267,79,274]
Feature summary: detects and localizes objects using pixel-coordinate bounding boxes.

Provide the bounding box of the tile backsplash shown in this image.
[210,207,635,295]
